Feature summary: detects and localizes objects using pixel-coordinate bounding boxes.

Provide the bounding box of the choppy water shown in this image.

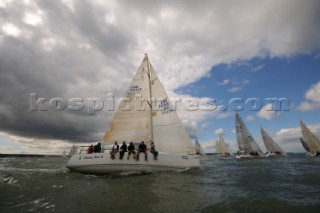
[1,154,320,213]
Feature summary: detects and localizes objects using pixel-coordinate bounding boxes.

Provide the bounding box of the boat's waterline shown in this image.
[265,153,287,157]
[235,153,266,159]
[67,152,200,174]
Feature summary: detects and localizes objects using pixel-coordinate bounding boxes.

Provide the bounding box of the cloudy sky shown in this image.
[0,0,320,154]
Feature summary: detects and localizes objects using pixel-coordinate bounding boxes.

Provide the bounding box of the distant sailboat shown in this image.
[67,144,78,157]
[235,113,264,158]
[62,150,67,158]
[260,127,286,157]
[67,55,200,174]
[195,138,206,157]
[300,137,310,152]
[215,134,233,156]
[300,120,320,156]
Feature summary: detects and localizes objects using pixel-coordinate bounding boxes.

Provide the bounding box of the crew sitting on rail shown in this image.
[136,141,147,161]
[127,142,136,160]
[110,141,119,160]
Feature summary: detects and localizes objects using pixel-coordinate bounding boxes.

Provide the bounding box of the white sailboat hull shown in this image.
[67,151,200,174]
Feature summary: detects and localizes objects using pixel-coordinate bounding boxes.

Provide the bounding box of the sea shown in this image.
[1,153,320,213]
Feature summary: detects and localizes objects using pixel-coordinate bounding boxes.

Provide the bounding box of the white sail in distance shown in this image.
[104,55,196,154]
[195,138,206,156]
[215,134,232,155]
[300,120,320,153]
[261,127,285,154]
[300,137,310,152]
[235,113,263,153]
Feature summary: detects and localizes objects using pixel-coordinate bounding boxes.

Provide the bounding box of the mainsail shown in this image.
[300,137,310,152]
[260,127,285,154]
[235,113,262,153]
[300,120,320,153]
[215,134,232,155]
[195,138,206,156]
[104,55,196,154]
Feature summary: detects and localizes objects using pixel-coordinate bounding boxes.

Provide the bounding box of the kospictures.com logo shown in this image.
[29,93,290,115]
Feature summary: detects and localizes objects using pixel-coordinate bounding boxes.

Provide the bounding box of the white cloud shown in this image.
[214,128,224,135]
[1,0,320,154]
[201,123,209,131]
[2,23,21,37]
[0,132,76,155]
[182,119,198,139]
[245,115,255,121]
[297,101,319,112]
[0,0,13,8]
[219,79,229,85]
[228,87,242,93]
[257,103,280,120]
[227,79,251,92]
[305,81,320,103]
[23,12,42,26]
[251,64,265,72]
[297,81,320,111]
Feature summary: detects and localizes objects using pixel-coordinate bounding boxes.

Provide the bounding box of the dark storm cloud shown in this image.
[0,0,135,143]
[0,0,320,148]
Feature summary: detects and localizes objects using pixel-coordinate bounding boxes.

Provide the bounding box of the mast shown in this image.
[146,54,154,142]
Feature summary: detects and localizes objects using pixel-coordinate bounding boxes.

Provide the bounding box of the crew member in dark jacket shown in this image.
[127,142,136,160]
[150,142,158,160]
[136,141,147,161]
[93,143,101,153]
[119,141,127,160]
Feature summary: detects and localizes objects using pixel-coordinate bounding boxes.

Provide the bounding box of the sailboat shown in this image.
[300,120,320,156]
[300,137,310,152]
[215,134,233,156]
[67,144,78,157]
[62,150,67,158]
[195,138,206,157]
[235,113,264,158]
[260,127,286,157]
[67,55,200,174]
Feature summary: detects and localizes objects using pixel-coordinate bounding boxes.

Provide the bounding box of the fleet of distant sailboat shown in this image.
[233,113,316,158]
[65,55,319,174]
